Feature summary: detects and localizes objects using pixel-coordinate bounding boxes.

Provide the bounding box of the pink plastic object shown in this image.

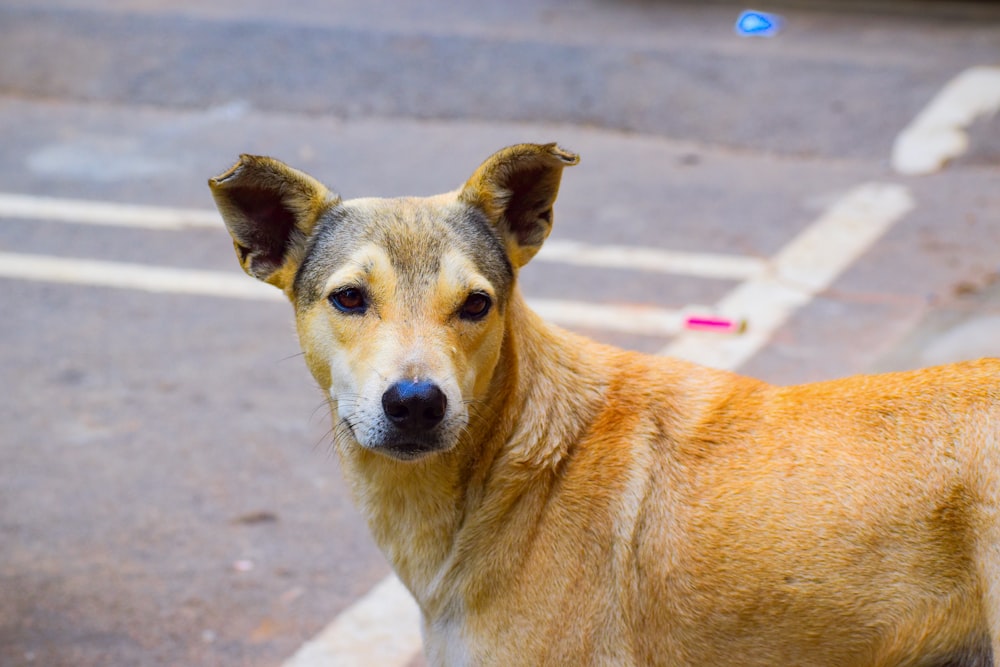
[683,315,747,334]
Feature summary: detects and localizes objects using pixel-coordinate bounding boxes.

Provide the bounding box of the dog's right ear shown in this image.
[208,155,340,292]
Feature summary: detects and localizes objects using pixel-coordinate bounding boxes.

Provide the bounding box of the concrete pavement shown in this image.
[3,0,999,159]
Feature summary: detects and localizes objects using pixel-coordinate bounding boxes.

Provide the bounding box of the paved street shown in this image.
[1,1,998,665]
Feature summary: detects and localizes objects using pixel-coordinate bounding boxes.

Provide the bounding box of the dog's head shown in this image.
[209,144,578,461]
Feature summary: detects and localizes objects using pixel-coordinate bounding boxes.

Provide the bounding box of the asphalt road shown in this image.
[1,1,999,666]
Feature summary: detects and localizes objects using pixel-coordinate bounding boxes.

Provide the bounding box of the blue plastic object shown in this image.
[735,10,784,37]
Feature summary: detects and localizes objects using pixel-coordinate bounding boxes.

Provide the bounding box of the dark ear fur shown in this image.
[208,155,340,291]
[459,143,579,268]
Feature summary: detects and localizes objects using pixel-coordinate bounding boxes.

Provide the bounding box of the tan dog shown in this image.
[210,144,1000,666]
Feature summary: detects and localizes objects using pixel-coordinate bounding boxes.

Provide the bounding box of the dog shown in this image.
[210,143,1000,666]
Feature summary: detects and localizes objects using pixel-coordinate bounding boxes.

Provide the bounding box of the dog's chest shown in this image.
[423,615,475,667]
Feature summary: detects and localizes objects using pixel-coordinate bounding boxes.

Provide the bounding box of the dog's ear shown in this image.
[208,155,340,291]
[459,143,579,268]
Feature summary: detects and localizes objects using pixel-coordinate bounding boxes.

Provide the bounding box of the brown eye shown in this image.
[460,292,492,320]
[329,287,367,314]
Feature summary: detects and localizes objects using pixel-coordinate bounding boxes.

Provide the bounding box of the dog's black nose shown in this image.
[381,380,447,431]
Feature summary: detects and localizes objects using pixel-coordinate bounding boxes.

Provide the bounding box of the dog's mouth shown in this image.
[336,383,462,461]
[374,439,446,462]
[337,405,455,461]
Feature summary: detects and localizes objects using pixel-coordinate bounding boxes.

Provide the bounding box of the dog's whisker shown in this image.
[313,414,362,456]
[310,399,332,422]
[461,399,498,427]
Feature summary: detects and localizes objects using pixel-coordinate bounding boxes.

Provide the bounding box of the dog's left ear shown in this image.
[460,143,579,268]
[208,155,341,292]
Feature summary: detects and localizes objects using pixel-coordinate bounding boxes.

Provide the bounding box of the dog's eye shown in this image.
[329,287,367,314]
[460,292,492,320]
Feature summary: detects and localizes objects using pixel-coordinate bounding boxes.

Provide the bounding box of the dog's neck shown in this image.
[333,289,609,612]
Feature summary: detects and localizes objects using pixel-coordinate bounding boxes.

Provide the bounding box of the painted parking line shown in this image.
[892,65,1000,175]
[660,182,914,369]
[0,252,282,301]
[531,298,685,336]
[282,576,423,667]
[537,239,765,280]
[0,192,764,280]
[0,192,221,229]
[0,252,687,337]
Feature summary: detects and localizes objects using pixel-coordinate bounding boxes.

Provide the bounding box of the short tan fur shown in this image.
[210,143,1000,666]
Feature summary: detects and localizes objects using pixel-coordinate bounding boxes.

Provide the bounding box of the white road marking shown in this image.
[281,576,423,667]
[659,182,914,370]
[892,65,1000,175]
[0,252,282,301]
[0,252,686,336]
[530,298,684,336]
[0,192,221,229]
[0,192,763,279]
[537,239,765,280]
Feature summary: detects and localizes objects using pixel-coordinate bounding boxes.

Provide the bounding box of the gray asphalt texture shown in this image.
[1,1,999,665]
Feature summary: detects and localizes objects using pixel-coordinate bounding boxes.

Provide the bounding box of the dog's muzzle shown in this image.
[378,379,449,460]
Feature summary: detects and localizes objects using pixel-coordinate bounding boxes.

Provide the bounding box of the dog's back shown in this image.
[628,357,1000,666]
